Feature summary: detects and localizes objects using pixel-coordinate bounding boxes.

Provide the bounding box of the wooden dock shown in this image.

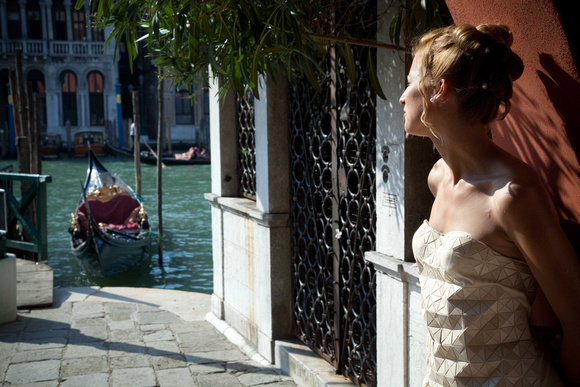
[16,258,53,308]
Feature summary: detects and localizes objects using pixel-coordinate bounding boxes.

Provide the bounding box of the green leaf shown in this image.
[339,43,357,85]
[367,48,386,100]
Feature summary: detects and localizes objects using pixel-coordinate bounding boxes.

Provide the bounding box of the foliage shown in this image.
[78,0,451,99]
[387,0,452,50]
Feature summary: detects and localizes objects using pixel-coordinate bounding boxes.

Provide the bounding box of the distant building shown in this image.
[0,0,209,157]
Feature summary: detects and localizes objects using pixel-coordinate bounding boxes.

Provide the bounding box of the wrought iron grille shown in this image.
[237,86,256,200]
[289,35,378,387]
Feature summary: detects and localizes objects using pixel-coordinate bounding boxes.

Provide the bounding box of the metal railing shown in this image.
[0,170,52,262]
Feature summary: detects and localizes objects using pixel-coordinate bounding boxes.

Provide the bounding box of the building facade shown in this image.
[0,0,118,155]
[0,0,210,158]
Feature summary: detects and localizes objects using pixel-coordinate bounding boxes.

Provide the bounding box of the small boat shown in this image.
[69,149,152,276]
[72,131,105,157]
[40,133,62,158]
[105,142,210,165]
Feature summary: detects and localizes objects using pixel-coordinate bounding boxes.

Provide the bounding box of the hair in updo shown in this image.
[413,24,524,124]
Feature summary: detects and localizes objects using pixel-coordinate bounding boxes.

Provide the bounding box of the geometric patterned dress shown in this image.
[412,221,564,386]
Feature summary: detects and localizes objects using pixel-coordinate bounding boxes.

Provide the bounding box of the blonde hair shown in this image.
[413,24,524,125]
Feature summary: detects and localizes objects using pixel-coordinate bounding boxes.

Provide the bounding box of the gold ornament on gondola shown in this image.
[70,212,78,232]
[86,183,129,202]
[139,202,146,222]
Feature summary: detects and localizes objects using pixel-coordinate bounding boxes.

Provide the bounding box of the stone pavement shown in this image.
[0,287,297,386]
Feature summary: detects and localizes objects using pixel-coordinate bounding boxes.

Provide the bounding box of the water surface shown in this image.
[42,155,213,294]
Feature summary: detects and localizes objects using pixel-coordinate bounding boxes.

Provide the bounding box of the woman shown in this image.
[399,24,580,385]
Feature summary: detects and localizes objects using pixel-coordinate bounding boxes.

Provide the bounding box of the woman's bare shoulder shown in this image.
[427,158,446,196]
[492,159,552,219]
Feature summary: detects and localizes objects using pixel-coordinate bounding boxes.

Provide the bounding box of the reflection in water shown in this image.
[43,156,213,294]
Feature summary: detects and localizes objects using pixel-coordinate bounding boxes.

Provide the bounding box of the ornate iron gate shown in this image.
[289,12,378,385]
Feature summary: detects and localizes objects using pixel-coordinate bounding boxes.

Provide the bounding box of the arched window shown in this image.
[72,8,86,41]
[27,70,47,131]
[60,71,77,126]
[27,0,42,39]
[7,0,22,39]
[52,0,67,40]
[88,71,104,126]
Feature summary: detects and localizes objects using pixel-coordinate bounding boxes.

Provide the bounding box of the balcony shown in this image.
[0,39,106,59]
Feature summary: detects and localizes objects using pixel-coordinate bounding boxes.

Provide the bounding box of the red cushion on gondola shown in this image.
[77,194,140,231]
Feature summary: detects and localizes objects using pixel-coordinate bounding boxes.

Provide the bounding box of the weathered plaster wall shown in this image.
[445,0,580,226]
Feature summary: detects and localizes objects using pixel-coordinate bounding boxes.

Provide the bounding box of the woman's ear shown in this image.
[430,79,448,102]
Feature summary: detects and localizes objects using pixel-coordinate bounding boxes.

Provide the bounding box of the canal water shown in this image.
[41,155,213,294]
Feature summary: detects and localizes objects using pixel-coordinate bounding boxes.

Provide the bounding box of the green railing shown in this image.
[0,167,52,262]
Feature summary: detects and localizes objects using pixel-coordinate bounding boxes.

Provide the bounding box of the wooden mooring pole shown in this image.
[156,71,164,265]
[132,90,142,198]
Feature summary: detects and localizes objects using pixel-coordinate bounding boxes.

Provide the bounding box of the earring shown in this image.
[430,96,435,103]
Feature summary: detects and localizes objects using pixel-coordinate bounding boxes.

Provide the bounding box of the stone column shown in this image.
[39,0,49,58]
[64,0,72,41]
[205,72,238,320]
[253,73,293,352]
[44,0,53,41]
[18,0,27,39]
[84,1,92,41]
[0,0,8,41]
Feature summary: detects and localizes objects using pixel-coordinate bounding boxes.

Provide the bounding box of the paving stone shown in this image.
[189,362,227,375]
[0,341,17,359]
[9,381,59,387]
[108,341,148,357]
[110,354,151,369]
[60,372,109,387]
[237,368,291,386]
[18,337,67,351]
[109,319,137,331]
[136,311,182,325]
[72,316,107,328]
[149,354,188,370]
[169,321,213,334]
[146,340,181,356]
[4,360,60,384]
[144,329,174,343]
[104,303,137,314]
[11,347,63,363]
[225,360,263,373]
[140,323,167,332]
[176,329,223,344]
[0,317,28,333]
[184,349,249,364]
[60,356,108,377]
[107,312,134,322]
[72,301,104,315]
[26,319,69,332]
[111,367,157,387]
[108,328,142,342]
[23,328,69,341]
[29,309,73,324]
[136,304,160,312]
[180,338,236,353]
[156,367,198,387]
[196,372,243,387]
[70,325,108,343]
[64,342,107,358]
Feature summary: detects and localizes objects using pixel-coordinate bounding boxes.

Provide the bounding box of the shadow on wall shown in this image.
[537,54,580,164]
[492,54,580,257]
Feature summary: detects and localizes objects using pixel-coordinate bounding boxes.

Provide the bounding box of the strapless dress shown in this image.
[412,220,563,386]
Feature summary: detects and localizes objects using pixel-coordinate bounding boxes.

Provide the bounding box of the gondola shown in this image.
[105,142,211,165]
[69,149,152,276]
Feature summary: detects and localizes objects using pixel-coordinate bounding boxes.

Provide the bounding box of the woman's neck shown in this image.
[430,121,497,184]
